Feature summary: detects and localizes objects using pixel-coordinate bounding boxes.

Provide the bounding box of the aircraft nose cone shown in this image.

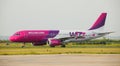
[9,36,17,42]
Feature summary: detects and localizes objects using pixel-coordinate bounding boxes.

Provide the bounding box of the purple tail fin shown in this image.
[88,13,107,30]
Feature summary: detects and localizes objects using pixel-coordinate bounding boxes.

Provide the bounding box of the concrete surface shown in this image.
[0,54,120,66]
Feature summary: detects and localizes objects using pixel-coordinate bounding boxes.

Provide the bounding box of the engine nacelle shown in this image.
[48,39,61,47]
[32,42,46,46]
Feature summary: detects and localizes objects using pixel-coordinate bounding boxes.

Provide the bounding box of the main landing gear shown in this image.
[61,44,66,47]
[49,44,66,48]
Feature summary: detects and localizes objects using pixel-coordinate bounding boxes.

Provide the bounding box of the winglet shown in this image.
[88,13,107,30]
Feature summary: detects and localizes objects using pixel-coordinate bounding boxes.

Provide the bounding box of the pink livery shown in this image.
[9,13,113,47]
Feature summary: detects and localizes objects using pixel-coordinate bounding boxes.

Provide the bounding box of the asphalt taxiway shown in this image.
[0,54,120,66]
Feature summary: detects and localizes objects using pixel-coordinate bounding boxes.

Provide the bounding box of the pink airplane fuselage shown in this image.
[10,30,59,42]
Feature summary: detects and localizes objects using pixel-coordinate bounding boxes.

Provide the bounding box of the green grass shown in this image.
[0,43,120,55]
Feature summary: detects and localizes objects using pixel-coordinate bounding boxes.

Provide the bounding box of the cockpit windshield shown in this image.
[14,33,20,36]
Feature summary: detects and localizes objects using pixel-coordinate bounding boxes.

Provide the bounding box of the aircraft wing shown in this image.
[59,36,84,41]
[98,32,114,35]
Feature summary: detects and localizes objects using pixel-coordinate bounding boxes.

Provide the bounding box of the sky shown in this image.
[0,0,120,36]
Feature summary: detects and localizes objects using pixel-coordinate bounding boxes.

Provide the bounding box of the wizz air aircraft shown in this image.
[9,13,112,47]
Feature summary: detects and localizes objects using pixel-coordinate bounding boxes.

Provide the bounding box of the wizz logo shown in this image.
[69,32,86,37]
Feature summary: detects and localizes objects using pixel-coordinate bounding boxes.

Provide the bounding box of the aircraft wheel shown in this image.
[21,46,25,48]
[50,45,55,47]
[61,45,66,47]
[21,43,25,48]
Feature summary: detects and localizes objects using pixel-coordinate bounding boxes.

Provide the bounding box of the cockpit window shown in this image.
[14,33,20,36]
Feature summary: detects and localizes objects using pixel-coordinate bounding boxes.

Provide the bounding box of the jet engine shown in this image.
[47,39,61,47]
[32,42,46,46]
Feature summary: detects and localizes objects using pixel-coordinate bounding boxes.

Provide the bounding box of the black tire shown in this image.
[50,45,55,47]
[21,46,25,48]
[61,45,66,47]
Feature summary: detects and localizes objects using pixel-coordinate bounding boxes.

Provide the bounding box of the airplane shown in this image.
[9,13,113,47]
